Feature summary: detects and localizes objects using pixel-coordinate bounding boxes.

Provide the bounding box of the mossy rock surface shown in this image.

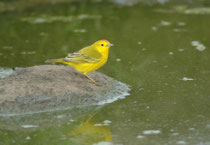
[0,65,130,116]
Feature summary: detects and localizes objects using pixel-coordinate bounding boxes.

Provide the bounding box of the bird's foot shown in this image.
[84,74,97,84]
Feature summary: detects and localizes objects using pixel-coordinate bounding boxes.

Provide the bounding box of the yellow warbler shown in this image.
[45,40,114,83]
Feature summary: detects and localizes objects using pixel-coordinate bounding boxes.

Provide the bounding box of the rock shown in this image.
[0,65,130,116]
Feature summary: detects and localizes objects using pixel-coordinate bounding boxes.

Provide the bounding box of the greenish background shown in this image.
[0,0,210,145]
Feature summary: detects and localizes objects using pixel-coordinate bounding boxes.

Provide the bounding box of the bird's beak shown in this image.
[106,43,114,47]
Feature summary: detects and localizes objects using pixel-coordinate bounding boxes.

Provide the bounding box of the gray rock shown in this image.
[0,65,130,116]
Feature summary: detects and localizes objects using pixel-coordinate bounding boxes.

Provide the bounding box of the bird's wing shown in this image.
[62,46,102,63]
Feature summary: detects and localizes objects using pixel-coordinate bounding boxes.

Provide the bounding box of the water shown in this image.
[0,0,210,145]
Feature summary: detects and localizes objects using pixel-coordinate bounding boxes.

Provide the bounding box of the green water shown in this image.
[0,1,210,145]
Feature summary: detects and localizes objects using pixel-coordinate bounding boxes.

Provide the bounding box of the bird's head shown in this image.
[92,40,114,53]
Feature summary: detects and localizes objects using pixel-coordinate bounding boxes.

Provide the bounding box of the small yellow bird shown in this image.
[45,40,114,83]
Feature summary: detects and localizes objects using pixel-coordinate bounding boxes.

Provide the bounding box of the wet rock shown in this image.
[0,65,130,116]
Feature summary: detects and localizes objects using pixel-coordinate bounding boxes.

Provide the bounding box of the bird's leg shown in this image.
[83,73,96,84]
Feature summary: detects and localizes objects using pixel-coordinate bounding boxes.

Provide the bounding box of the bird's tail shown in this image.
[45,59,63,63]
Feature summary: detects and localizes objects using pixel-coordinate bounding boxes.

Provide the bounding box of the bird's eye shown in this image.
[101,44,104,46]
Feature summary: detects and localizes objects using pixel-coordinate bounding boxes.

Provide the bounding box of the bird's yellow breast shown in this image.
[73,53,108,74]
